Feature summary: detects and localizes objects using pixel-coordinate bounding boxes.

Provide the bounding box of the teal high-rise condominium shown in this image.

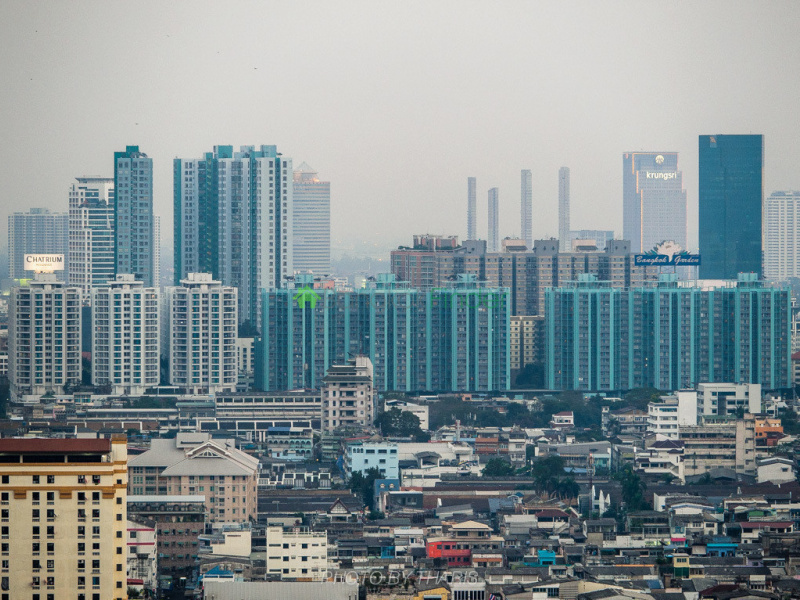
[699,135,764,279]
[174,145,293,327]
[255,274,510,393]
[114,146,154,286]
[545,273,791,391]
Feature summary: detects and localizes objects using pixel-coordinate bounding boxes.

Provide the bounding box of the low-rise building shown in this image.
[646,392,698,439]
[344,441,399,479]
[127,518,158,595]
[265,526,328,580]
[385,398,430,430]
[322,356,375,432]
[681,414,757,477]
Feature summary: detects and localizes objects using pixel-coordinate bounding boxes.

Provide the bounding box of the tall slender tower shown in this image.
[699,135,763,279]
[467,177,477,240]
[558,167,570,251]
[174,145,293,327]
[521,170,532,249]
[488,187,499,252]
[114,146,154,286]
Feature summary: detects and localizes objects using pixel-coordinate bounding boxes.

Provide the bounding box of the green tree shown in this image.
[616,466,650,511]
[514,363,545,388]
[481,458,516,477]
[348,467,383,511]
[530,454,567,492]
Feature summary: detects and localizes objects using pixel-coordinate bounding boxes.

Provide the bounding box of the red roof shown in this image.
[740,521,793,529]
[0,438,111,453]
[536,509,570,518]
[792,351,800,361]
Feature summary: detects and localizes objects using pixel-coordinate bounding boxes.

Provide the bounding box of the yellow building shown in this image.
[509,315,543,371]
[0,437,128,600]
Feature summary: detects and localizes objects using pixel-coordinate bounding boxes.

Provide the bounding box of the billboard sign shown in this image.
[634,242,700,266]
[24,254,65,273]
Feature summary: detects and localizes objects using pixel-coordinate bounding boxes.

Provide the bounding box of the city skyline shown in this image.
[2,3,800,258]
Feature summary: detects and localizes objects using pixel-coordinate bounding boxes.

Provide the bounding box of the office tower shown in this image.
[8,208,69,281]
[699,135,764,279]
[114,145,154,285]
[68,177,115,294]
[91,274,160,395]
[764,191,800,281]
[488,187,499,252]
[568,229,615,251]
[174,145,293,326]
[623,152,687,253]
[467,177,477,240]
[166,273,238,394]
[256,274,510,392]
[545,273,791,391]
[558,167,570,251]
[292,162,330,275]
[521,169,532,249]
[8,273,82,400]
[0,438,128,600]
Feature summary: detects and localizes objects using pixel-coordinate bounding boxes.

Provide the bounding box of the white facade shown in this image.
[344,442,399,479]
[385,399,430,430]
[266,527,328,580]
[236,337,255,386]
[764,190,800,281]
[647,392,698,439]
[69,177,115,293]
[115,146,155,287]
[166,273,238,394]
[174,145,292,326]
[322,356,375,431]
[292,162,330,275]
[92,274,160,395]
[697,382,761,416]
[9,274,82,401]
[127,519,158,592]
[8,208,69,281]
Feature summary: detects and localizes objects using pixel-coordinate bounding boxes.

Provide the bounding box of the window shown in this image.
[78,560,85,570]
[78,543,85,553]
[32,475,40,484]
[0,477,6,485]
[92,560,100,569]
[47,476,54,484]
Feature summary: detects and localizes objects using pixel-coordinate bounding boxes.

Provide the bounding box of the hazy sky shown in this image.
[2,1,799,257]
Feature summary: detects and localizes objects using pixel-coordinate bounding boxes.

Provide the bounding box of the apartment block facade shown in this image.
[0,438,128,600]
[546,273,791,391]
[8,208,69,281]
[68,178,115,293]
[257,274,510,393]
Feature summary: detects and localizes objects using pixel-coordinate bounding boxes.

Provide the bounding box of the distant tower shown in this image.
[488,187,499,252]
[69,177,115,294]
[764,190,800,281]
[558,167,570,251]
[8,208,69,281]
[114,146,154,286]
[521,170,532,249]
[467,177,477,240]
[293,162,330,275]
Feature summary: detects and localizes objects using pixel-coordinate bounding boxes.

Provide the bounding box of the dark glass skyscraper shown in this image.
[699,135,764,279]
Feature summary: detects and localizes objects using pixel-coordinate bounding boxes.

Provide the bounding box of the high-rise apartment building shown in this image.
[292,162,330,275]
[568,230,615,251]
[166,273,238,394]
[764,190,800,281]
[558,167,570,251]
[623,152,687,253]
[467,177,477,240]
[256,274,510,392]
[8,208,69,281]
[0,437,128,600]
[153,214,161,287]
[91,274,160,396]
[174,145,293,326]
[488,187,499,252]
[521,170,532,249]
[699,135,764,279]
[545,273,791,391]
[68,177,115,294]
[8,274,82,401]
[114,145,154,286]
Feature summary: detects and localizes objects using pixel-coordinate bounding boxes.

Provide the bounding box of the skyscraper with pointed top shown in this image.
[521,169,532,249]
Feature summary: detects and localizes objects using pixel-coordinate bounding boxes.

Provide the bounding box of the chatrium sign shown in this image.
[24,254,65,273]
[634,242,700,266]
